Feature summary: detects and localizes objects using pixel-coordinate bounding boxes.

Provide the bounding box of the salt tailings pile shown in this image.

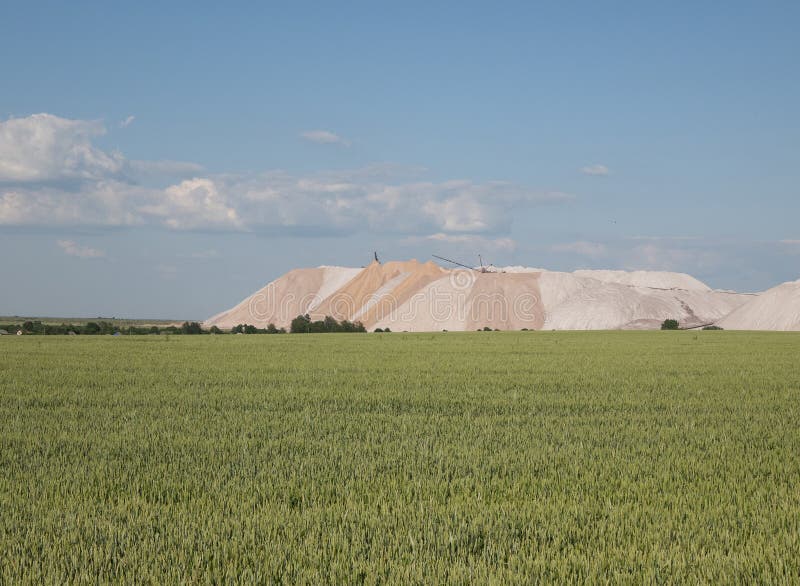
[717,279,800,331]
[205,259,756,331]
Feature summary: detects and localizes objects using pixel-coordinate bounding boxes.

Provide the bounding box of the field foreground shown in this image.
[1,332,799,582]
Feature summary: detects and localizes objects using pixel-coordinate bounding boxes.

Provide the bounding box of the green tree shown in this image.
[290,314,311,333]
[84,322,101,335]
[181,322,203,335]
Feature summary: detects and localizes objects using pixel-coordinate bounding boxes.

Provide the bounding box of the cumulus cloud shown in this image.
[141,178,242,230]
[120,115,136,128]
[57,239,105,258]
[552,241,608,258]
[580,164,610,176]
[300,130,350,146]
[0,113,124,182]
[0,113,573,238]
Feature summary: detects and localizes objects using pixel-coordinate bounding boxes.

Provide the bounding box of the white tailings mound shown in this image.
[573,269,710,291]
[538,271,744,330]
[205,259,756,331]
[716,279,800,331]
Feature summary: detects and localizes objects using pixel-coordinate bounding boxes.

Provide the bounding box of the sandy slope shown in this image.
[372,271,545,332]
[717,279,800,331]
[204,266,362,329]
[205,260,756,331]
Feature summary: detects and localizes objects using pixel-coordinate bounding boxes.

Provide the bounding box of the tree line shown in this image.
[1,315,367,336]
[289,314,366,334]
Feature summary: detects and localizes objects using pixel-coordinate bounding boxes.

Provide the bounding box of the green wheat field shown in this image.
[1,332,799,583]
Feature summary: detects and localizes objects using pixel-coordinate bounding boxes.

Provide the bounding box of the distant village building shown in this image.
[0,329,8,335]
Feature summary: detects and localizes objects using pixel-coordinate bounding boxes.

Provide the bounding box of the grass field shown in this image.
[1,332,799,583]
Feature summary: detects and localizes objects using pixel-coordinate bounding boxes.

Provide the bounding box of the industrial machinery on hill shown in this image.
[432,254,501,273]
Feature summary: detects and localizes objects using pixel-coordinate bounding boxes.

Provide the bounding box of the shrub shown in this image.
[661,319,680,330]
[703,325,723,330]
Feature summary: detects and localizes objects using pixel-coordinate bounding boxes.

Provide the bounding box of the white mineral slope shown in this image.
[539,271,750,330]
[717,279,800,331]
[204,266,362,330]
[309,267,364,312]
[573,269,710,291]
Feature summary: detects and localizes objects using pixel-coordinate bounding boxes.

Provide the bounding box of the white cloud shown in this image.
[0,113,124,182]
[780,239,800,244]
[120,115,136,128]
[1,181,149,226]
[0,113,574,238]
[552,241,608,258]
[580,164,610,176]
[57,239,105,258]
[141,178,242,230]
[300,130,350,146]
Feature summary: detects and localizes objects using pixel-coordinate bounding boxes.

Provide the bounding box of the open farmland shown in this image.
[1,332,799,582]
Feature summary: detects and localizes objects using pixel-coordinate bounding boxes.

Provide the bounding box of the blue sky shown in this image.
[1,1,798,318]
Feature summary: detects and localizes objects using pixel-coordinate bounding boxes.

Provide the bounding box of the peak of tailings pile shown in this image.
[311,259,446,329]
[205,260,757,331]
[716,278,800,331]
